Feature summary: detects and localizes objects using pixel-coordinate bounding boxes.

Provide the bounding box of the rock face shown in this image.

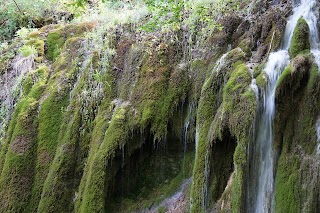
[0,0,319,213]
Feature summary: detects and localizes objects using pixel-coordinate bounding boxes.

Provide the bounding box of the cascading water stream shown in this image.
[283,0,320,67]
[316,118,320,155]
[253,0,320,212]
[254,51,289,213]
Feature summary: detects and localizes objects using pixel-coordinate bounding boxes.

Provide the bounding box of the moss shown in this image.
[46,29,64,61]
[21,66,49,97]
[25,39,45,62]
[74,36,191,212]
[158,206,167,213]
[22,75,34,96]
[222,64,256,213]
[190,49,251,213]
[274,54,320,213]
[124,41,188,141]
[266,23,284,53]
[238,38,252,57]
[46,23,95,61]
[78,106,130,213]
[0,100,39,213]
[0,52,14,74]
[289,18,310,59]
[75,98,114,213]
[38,45,114,213]
[276,55,310,99]
[275,155,301,212]
[256,71,268,90]
[0,65,48,212]
[29,45,94,212]
[276,65,291,89]
[222,63,255,137]
[253,63,264,78]
[27,31,41,39]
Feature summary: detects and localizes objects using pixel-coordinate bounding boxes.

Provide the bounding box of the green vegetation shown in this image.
[289,18,310,58]
[19,45,37,57]
[190,48,256,212]
[274,57,320,213]
[0,66,48,212]
[1,1,319,213]
[0,0,65,41]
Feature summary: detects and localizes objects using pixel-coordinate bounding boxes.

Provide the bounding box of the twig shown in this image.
[12,0,22,13]
[267,30,276,56]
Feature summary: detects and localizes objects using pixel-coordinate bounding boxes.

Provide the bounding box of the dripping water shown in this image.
[182,104,191,176]
[203,52,228,88]
[0,53,35,144]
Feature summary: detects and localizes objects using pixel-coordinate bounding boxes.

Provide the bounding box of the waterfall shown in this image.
[254,50,289,213]
[316,118,320,155]
[253,0,319,212]
[283,0,320,67]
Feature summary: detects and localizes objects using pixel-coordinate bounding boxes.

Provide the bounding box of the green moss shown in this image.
[75,98,114,213]
[22,75,34,96]
[274,55,319,213]
[190,49,250,213]
[0,100,39,213]
[30,46,95,212]
[46,23,95,61]
[238,38,252,57]
[0,65,48,212]
[78,105,130,213]
[276,55,310,99]
[275,155,300,212]
[222,64,256,212]
[276,65,291,89]
[223,64,255,137]
[253,63,264,78]
[25,39,45,62]
[27,31,41,39]
[256,71,268,90]
[158,206,167,213]
[46,29,64,61]
[289,18,310,59]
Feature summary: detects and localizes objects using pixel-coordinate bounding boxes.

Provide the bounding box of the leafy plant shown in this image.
[141,0,184,32]
[0,0,62,42]
[19,45,37,57]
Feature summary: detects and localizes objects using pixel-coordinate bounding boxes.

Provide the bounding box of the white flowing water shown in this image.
[0,54,35,145]
[203,52,228,88]
[250,79,259,100]
[254,0,319,212]
[149,178,192,213]
[316,118,320,155]
[254,51,289,213]
[283,0,320,66]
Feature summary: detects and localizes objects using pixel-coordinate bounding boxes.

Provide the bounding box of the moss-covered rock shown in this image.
[190,48,256,213]
[256,71,268,90]
[274,57,320,213]
[25,39,45,62]
[289,18,310,59]
[238,39,252,57]
[276,55,310,98]
[0,65,48,213]
[46,23,95,61]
